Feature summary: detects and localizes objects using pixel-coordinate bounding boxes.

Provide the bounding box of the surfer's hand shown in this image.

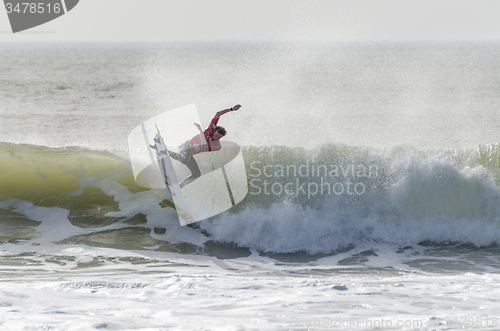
[194,123,202,131]
[232,104,241,111]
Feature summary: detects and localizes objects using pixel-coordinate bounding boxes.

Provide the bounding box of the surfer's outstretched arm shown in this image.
[214,104,241,118]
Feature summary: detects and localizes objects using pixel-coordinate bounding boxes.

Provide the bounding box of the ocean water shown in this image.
[2,42,500,330]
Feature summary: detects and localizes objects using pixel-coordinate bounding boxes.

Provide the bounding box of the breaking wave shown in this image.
[2,141,500,254]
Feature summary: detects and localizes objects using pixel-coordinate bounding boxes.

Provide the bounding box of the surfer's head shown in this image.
[213,126,226,140]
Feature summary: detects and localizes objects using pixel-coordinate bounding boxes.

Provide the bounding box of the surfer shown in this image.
[168,104,241,187]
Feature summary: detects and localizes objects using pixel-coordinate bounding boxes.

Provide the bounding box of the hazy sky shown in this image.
[1,0,500,42]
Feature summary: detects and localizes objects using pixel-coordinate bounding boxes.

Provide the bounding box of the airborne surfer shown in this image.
[167,104,241,187]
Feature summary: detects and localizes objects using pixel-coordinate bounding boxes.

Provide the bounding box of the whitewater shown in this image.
[2,42,500,330]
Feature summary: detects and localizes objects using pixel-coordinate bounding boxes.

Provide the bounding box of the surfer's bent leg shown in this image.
[170,142,201,188]
[168,141,190,163]
[167,150,184,162]
[185,154,201,178]
[179,153,201,188]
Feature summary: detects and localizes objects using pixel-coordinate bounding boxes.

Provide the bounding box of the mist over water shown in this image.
[141,42,500,150]
[2,42,500,150]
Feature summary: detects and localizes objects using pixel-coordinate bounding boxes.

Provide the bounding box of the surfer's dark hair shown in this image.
[215,126,226,136]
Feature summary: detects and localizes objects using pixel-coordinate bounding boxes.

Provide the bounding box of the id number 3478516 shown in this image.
[5,2,62,14]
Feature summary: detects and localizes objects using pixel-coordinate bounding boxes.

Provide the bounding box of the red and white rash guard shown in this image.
[188,117,222,155]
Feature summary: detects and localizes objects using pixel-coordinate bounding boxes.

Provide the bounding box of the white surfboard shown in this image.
[151,132,187,213]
